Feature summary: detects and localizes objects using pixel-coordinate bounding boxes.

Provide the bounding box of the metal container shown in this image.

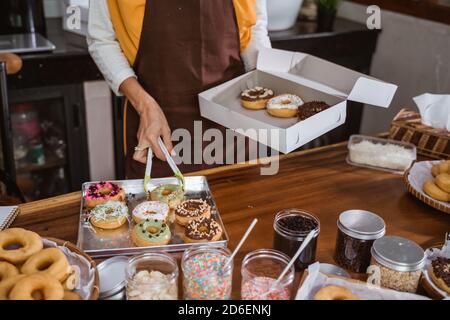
[370,236,425,293]
[334,210,386,273]
[371,236,425,272]
[77,177,229,258]
[97,256,129,300]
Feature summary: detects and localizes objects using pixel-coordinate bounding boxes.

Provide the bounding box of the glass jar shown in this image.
[241,249,294,300]
[368,236,425,293]
[182,246,232,300]
[126,253,178,300]
[334,210,385,273]
[273,209,320,271]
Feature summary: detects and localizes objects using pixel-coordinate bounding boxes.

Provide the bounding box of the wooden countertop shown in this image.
[13,141,450,299]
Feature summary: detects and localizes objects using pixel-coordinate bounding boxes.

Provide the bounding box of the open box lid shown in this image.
[257,48,398,108]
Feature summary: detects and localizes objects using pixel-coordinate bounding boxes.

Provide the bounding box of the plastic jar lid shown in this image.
[371,236,425,272]
[337,210,386,241]
[97,256,129,299]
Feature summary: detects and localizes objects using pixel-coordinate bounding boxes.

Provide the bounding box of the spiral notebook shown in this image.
[0,206,19,230]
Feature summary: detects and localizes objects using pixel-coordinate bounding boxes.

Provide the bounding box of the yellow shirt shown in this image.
[108,0,258,66]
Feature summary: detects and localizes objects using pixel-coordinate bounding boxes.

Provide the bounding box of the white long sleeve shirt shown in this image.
[87,0,272,96]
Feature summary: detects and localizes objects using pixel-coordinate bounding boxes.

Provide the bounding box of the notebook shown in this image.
[0,206,19,231]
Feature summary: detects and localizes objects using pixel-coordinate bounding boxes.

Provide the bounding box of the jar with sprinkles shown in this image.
[241,249,294,300]
[182,246,233,300]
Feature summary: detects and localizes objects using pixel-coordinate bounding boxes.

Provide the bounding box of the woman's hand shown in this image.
[120,77,174,163]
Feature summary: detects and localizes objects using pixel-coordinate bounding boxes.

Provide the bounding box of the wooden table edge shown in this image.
[17,140,349,217]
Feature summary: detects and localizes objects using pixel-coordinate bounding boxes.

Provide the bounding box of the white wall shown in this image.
[338,1,450,134]
[84,81,116,181]
[43,0,63,17]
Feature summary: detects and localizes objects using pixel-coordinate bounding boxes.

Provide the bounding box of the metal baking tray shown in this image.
[76,177,229,258]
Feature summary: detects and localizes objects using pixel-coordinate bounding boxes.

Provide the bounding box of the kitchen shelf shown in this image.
[16,157,66,174]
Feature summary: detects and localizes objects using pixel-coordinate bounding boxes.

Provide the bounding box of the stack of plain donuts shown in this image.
[423,160,450,202]
[0,228,81,300]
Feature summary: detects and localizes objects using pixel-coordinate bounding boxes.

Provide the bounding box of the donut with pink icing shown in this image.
[84,181,125,209]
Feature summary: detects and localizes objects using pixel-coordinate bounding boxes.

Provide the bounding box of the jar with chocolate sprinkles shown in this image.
[273,209,320,271]
[334,210,386,273]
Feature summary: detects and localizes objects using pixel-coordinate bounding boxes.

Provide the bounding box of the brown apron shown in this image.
[125,0,245,179]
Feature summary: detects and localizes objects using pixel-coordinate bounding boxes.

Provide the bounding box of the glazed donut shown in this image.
[0,275,25,300]
[175,199,211,226]
[132,201,169,224]
[90,201,129,230]
[435,173,450,193]
[240,86,274,110]
[423,179,450,202]
[131,219,171,247]
[184,216,223,243]
[431,161,450,177]
[0,262,19,281]
[63,291,81,300]
[9,273,64,300]
[0,228,43,264]
[266,94,304,118]
[21,247,70,282]
[150,184,185,209]
[314,285,359,300]
[85,181,125,209]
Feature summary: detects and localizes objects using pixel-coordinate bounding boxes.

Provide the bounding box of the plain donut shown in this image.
[21,248,70,282]
[9,273,64,300]
[0,262,19,281]
[423,179,450,202]
[0,275,26,300]
[0,228,43,264]
[314,285,359,300]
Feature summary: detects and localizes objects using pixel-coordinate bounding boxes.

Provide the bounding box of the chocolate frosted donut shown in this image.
[429,257,450,294]
[175,199,211,226]
[184,217,223,243]
[298,101,331,121]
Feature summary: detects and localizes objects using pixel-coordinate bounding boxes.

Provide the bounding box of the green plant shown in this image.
[316,0,341,10]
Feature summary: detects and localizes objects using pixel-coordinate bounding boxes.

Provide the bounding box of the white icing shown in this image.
[133,201,169,222]
[241,87,274,99]
[91,201,128,221]
[267,94,304,110]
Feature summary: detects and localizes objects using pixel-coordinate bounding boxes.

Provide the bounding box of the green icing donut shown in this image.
[134,219,171,245]
[150,184,184,208]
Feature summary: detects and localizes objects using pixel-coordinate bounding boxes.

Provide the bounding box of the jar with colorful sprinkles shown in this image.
[241,249,294,300]
[182,246,233,300]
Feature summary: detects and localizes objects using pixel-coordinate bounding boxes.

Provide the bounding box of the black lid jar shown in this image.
[273,209,320,271]
[334,210,386,273]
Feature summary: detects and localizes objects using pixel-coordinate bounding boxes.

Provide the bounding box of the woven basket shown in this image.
[389,108,450,160]
[403,168,450,215]
[46,237,100,300]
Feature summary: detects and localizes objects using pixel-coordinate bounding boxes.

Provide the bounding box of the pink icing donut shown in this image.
[85,181,125,209]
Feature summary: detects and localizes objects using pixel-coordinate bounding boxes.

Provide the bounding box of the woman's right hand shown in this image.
[120,77,174,163]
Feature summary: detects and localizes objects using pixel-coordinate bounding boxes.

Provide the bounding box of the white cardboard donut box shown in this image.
[198,48,398,154]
